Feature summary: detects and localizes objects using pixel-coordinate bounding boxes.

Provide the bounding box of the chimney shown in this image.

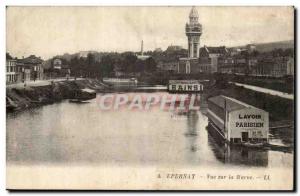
[141,40,144,56]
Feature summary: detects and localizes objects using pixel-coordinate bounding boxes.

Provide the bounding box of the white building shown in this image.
[207,95,269,144]
[6,55,17,83]
[287,57,294,76]
[53,58,62,69]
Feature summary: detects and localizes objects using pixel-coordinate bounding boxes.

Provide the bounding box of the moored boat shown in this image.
[70,88,96,102]
[6,97,18,112]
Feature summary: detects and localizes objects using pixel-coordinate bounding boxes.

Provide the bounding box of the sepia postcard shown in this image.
[6,6,295,190]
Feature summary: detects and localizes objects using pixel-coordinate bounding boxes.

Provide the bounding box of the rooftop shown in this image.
[20,55,43,64]
[208,95,254,112]
[202,46,229,54]
[136,55,151,61]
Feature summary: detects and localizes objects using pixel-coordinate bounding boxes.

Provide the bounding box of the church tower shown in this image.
[185,7,202,58]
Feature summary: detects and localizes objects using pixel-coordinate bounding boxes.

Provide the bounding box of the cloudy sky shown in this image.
[6,6,294,59]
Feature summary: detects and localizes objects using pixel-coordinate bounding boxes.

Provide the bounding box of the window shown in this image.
[257,131,262,137]
[193,44,197,57]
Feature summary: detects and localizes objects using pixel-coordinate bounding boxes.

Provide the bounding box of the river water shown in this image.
[7,92,293,169]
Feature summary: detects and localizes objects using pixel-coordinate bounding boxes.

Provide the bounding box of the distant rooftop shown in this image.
[137,55,151,61]
[202,46,228,54]
[166,45,183,52]
[20,55,43,64]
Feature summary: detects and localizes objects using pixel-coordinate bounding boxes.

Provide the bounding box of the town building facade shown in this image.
[16,59,31,82]
[20,55,44,81]
[157,61,178,74]
[287,57,294,76]
[199,46,229,73]
[51,58,71,77]
[6,53,17,83]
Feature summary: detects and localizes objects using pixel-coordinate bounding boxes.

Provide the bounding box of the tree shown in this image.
[100,55,114,76]
[70,56,80,77]
[86,53,96,77]
[87,53,95,65]
[145,57,157,73]
[123,53,137,73]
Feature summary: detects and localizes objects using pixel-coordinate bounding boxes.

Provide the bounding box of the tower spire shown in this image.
[189,6,199,19]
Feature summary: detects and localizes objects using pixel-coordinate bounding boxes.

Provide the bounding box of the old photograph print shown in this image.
[6,6,294,190]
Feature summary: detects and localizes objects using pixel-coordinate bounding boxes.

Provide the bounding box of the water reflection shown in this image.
[183,110,199,164]
[207,133,268,167]
[6,92,292,168]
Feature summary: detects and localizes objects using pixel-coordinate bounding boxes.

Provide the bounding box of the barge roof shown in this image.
[208,95,255,112]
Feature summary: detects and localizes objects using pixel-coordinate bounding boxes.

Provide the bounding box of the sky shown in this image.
[6,6,294,59]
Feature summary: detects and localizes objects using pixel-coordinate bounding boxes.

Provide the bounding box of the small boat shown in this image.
[70,88,96,102]
[6,103,17,112]
[242,141,265,148]
[6,97,17,112]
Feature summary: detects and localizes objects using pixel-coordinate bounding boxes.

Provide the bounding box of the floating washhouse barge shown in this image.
[207,95,269,144]
[168,80,203,93]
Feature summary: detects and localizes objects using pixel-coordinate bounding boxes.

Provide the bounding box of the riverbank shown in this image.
[6,79,109,112]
